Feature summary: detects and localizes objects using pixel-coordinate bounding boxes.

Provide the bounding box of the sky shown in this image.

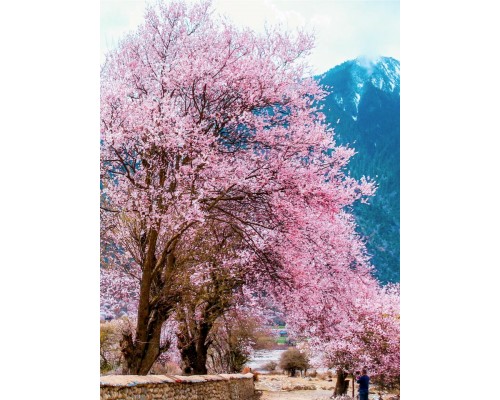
[101,0,399,74]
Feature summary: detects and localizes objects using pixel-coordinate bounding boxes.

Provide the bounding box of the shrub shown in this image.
[100,321,124,374]
[263,361,278,372]
[317,371,333,380]
[151,361,182,375]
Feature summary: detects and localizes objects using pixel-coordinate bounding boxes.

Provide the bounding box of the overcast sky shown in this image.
[101,0,399,74]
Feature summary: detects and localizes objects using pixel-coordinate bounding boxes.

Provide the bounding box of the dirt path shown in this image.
[255,374,398,400]
[255,375,337,400]
[258,388,335,399]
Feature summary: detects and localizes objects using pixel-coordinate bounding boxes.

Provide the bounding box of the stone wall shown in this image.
[100,373,255,400]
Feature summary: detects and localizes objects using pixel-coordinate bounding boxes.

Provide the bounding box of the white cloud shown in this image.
[101,0,148,63]
[100,0,399,73]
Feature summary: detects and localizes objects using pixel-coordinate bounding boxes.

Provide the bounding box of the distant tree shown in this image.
[279,348,309,377]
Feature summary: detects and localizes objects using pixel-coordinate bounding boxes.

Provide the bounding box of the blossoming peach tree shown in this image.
[99,0,396,377]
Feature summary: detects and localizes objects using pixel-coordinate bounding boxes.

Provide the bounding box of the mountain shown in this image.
[317,56,400,283]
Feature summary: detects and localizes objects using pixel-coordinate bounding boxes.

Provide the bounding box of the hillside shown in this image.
[317,56,400,283]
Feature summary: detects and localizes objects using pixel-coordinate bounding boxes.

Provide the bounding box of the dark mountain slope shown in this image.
[318,57,400,283]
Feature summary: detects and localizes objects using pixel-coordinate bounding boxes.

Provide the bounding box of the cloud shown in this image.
[100,0,399,72]
[100,0,148,62]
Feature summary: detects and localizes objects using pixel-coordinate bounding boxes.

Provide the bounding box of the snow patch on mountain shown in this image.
[322,56,400,119]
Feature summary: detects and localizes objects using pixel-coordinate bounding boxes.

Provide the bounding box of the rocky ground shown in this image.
[254,374,399,400]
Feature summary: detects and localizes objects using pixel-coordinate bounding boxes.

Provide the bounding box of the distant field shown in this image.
[276,337,287,345]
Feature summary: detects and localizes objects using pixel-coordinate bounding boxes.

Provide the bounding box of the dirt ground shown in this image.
[259,389,336,400]
[255,374,399,400]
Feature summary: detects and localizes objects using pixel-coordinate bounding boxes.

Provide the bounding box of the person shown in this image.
[355,368,370,400]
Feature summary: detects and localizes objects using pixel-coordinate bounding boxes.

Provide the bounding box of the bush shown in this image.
[317,371,333,381]
[308,370,317,378]
[263,361,278,372]
[151,361,182,375]
[100,321,124,374]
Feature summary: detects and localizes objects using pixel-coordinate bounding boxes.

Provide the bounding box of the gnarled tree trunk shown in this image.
[176,268,237,375]
[120,230,179,375]
[120,313,170,375]
[334,368,349,396]
[177,318,212,375]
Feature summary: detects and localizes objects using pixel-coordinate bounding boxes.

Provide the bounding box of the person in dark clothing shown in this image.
[355,368,370,400]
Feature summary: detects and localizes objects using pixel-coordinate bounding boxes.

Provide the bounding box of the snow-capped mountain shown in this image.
[321,56,400,121]
[317,56,400,283]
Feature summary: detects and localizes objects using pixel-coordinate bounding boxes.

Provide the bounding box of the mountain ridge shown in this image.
[318,56,400,283]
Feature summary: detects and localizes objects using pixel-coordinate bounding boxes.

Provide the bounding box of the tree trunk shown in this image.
[179,341,209,374]
[120,230,177,375]
[178,320,211,375]
[120,308,171,375]
[334,368,349,396]
[193,351,208,375]
[176,269,234,375]
[194,321,210,374]
[179,341,197,374]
